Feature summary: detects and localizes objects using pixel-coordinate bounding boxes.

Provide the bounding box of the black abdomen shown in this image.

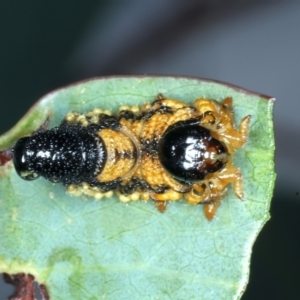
[13,125,105,185]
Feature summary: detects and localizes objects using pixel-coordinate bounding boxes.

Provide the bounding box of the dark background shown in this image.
[1,1,299,299]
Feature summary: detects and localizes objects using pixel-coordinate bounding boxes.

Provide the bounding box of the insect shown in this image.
[12,94,250,219]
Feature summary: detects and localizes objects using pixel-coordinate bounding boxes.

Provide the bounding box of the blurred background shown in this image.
[0,1,299,299]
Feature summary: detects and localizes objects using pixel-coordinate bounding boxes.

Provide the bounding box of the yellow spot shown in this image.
[119,194,131,203]
[119,105,130,111]
[130,192,140,201]
[94,193,103,200]
[65,113,75,122]
[104,110,112,115]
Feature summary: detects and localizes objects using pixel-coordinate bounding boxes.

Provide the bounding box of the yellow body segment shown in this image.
[66,95,250,219]
[97,129,136,182]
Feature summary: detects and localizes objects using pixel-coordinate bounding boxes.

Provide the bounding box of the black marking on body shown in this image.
[118,110,143,121]
[118,105,174,122]
[61,114,122,132]
[120,151,135,159]
[142,105,174,121]
[86,177,122,192]
[119,177,169,195]
[140,137,159,156]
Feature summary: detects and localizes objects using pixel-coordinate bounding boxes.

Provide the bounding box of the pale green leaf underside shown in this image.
[0,77,275,300]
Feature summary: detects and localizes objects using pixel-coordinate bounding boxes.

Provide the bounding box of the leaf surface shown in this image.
[0,76,275,300]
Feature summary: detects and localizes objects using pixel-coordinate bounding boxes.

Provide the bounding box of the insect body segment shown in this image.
[12,95,250,219]
[12,125,105,184]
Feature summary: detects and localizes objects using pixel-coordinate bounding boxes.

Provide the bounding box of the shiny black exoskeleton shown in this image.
[12,124,106,185]
[158,118,228,183]
[12,116,228,191]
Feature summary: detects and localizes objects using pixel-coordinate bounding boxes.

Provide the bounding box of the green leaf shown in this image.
[0,76,275,299]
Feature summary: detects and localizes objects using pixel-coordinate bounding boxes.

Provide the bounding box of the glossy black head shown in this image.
[12,125,106,185]
[158,119,228,183]
[13,136,40,180]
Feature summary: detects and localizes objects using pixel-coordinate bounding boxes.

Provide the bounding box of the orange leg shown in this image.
[151,189,182,201]
[204,201,221,220]
[151,189,182,213]
[193,97,251,153]
[154,200,167,213]
[185,165,244,219]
